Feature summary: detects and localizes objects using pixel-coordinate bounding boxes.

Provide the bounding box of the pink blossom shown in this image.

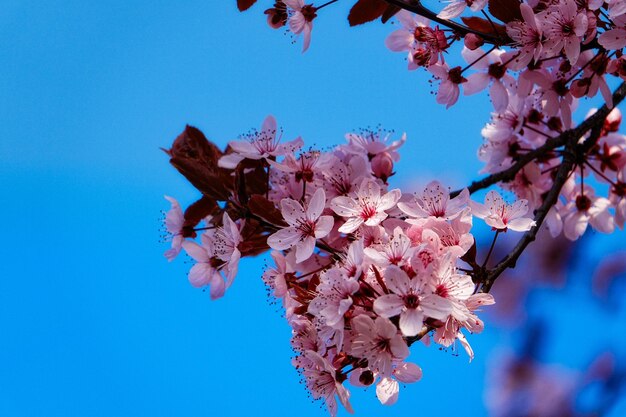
[349,315,410,377]
[398,180,469,221]
[385,10,430,52]
[363,227,415,268]
[470,190,536,232]
[284,0,317,52]
[181,239,225,299]
[373,265,452,337]
[506,3,544,70]
[298,350,354,417]
[461,47,515,112]
[263,250,296,299]
[561,188,615,240]
[213,213,242,285]
[428,64,467,108]
[163,195,184,261]
[218,115,304,169]
[268,188,334,263]
[542,0,588,65]
[330,180,401,233]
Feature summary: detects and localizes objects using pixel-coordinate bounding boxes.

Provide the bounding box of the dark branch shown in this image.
[480,81,626,292]
[452,81,626,198]
[383,0,511,45]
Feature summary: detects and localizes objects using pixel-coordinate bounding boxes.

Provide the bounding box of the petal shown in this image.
[314,216,334,238]
[506,217,536,232]
[281,198,306,226]
[209,273,226,300]
[489,81,509,112]
[376,378,399,406]
[437,1,466,19]
[421,294,452,320]
[182,241,210,262]
[295,236,316,263]
[385,30,414,52]
[267,227,300,250]
[338,217,363,234]
[384,265,411,295]
[188,263,212,288]
[307,188,326,221]
[394,362,423,383]
[330,196,358,217]
[374,294,405,317]
[399,308,425,337]
[463,73,490,96]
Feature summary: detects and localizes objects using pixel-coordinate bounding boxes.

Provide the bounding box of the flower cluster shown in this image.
[159,115,551,415]
[381,1,626,241]
[161,0,626,414]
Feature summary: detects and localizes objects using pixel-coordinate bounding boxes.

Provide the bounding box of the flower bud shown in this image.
[464,33,484,50]
[371,152,394,182]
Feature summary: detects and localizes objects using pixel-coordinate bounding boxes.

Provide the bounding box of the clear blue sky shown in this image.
[1,1,624,416]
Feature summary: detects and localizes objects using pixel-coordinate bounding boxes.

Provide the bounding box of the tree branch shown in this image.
[451,81,626,198]
[479,81,626,292]
[383,0,510,45]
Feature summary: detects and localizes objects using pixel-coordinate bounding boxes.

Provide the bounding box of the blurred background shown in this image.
[1,1,625,416]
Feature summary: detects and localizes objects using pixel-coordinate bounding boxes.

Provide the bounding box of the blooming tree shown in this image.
[162,0,626,414]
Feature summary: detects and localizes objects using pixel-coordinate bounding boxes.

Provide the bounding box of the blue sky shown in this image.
[2,1,624,416]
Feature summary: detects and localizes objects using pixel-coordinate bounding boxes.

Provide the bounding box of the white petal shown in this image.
[376,378,399,406]
[399,308,425,337]
[267,228,300,250]
[307,188,326,221]
[373,294,405,317]
[393,362,423,383]
[420,294,452,320]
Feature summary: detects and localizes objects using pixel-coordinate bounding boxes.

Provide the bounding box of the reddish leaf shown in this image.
[181,196,218,237]
[488,0,522,23]
[348,0,387,26]
[248,194,288,227]
[461,16,508,38]
[167,125,232,200]
[381,4,401,23]
[237,0,257,11]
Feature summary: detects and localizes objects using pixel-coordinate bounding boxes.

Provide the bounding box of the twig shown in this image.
[451,81,626,197]
[383,0,511,45]
[479,82,626,292]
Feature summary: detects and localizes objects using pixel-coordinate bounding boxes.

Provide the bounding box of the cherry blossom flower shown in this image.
[218,115,304,169]
[373,265,452,337]
[470,190,536,232]
[298,350,354,417]
[385,10,430,52]
[163,195,184,261]
[428,64,467,108]
[461,47,515,112]
[213,213,242,285]
[268,188,334,263]
[262,250,296,299]
[363,227,415,267]
[343,129,406,162]
[506,3,544,70]
[181,239,225,299]
[349,315,410,377]
[330,180,401,233]
[561,188,615,240]
[284,0,317,52]
[542,0,588,65]
[398,180,469,222]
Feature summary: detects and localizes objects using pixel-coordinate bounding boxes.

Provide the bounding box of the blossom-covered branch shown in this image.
[160,0,626,415]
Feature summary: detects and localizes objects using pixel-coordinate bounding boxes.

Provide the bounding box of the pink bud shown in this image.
[605,108,622,132]
[464,33,484,50]
[371,152,394,182]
